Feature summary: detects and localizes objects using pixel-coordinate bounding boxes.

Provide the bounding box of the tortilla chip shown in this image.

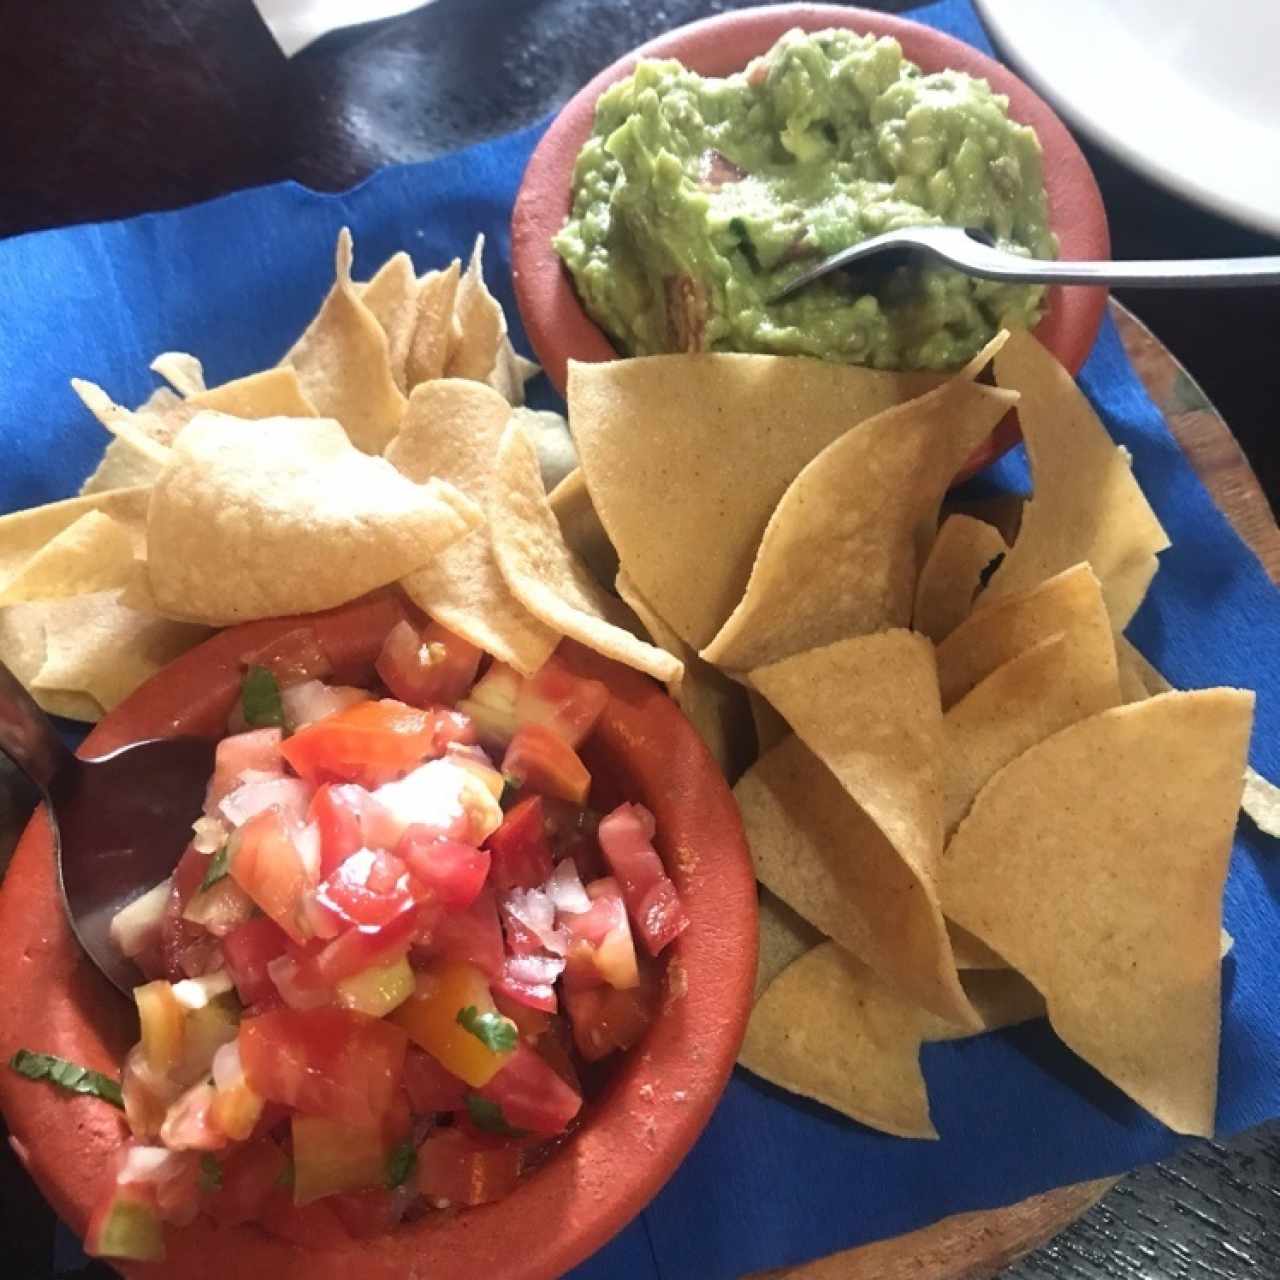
[547,469,617,589]
[941,630,1121,834]
[445,236,504,382]
[70,379,174,466]
[359,251,419,393]
[79,386,181,493]
[386,380,559,676]
[935,562,1110,709]
[486,336,540,407]
[488,420,681,686]
[948,923,1008,970]
[193,367,318,420]
[747,689,789,760]
[1242,767,1280,839]
[0,488,150,588]
[942,492,1025,546]
[0,510,143,607]
[569,353,951,651]
[616,568,755,780]
[741,943,1043,1138]
[406,260,460,388]
[754,889,823,1001]
[149,352,206,398]
[30,591,210,713]
[942,689,1253,1136]
[283,228,407,453]
[146,412,479,625]
[0,602,103,721]
[985,331,1169,628]
[913,514,1007,643]
[703,379,1017,671]
[513,407,577,492]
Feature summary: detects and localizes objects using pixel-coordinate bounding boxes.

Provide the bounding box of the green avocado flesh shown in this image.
[555,28,1057,371]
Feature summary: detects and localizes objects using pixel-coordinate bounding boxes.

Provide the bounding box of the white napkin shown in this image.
[253,0,437,56]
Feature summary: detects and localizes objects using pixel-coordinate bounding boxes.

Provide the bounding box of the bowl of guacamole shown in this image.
[512,3,1109,400]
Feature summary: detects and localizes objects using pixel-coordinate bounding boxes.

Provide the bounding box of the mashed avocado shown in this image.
[554,28,1056,370]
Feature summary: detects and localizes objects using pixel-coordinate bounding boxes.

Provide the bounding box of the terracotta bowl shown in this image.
[512,2,1110,478]
[0,592,757,1280]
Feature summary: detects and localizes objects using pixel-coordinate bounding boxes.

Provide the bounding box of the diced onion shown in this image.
[503,887,569,956]
[545,859,591,915]
[109,878,172,959]
[219,777,311,829]
[506,951,567,985]
[191,814,229,855]
[281,679,370,731]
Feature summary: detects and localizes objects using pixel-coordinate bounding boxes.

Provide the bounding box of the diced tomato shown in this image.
[493,991,552,1044]
[416,1127,522,1207]
[533,1016,581,1093]
[328,1188,407,1239]
[515,653,608,749]
[402,1047,468,1114]
[376,619,483,709]
[502,725,591,806]
[239,1006,407,1126]
[391,961,513,1088]
[310,849,415,933]
[563,961,659,1062]
[135,980,185,1076]
[240,627,333,689]
[205,1138,289,1227]
[284,894,421,1000]
[218,776,312,831]
[486,796,554,892]
[374,758,503,847]
[291,1113,387,1205]
[282,698,476,788]
[597,803,689,956]
[308,782,400,875]
[415,887,503,980]
[205,728,285,812]
[476,1043,582,1137]
[457,662,522,748]
[561,877,639,991]
[160,845,220,981]
[159,1083,225,1152]
[223,915,291,1006]
[399,829,490,909]
[122,1045,180,1141]
[258,1189,352,1247]
[227,809,317,945]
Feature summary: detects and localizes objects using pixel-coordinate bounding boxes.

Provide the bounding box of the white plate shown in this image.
[975,0,1280,236]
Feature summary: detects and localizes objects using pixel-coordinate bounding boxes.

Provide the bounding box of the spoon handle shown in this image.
[0,660,77,794]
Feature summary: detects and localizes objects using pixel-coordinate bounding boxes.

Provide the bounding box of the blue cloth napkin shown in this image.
[2,2,1278,1276]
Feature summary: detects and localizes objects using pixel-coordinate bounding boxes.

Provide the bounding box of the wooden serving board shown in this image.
[749,300,1280,1280]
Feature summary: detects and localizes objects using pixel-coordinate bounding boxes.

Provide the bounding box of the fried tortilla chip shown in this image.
[0,489,149,589]
[71,379,174,467]
[703,379,1017,671]
[149,352,206,398]
[193,367,318,420]
[0,601,103,721]
[0,509,143,607]
[947,924,1008,971]
[747,689,789,759]
[942,689,1253,1136]
[935,562,1110,709]
[1243,767,1280,839]
[386,380,559,676]
[30,591,210,713]
[941,629,1121,834]
[985,331,1169,628]
[486,336,539,407]
[941,492,1025,547]
[617,568,755,780]
[406,260,461,387]
[513,407,577,492]
[569,353,950,650]
[489,420,681,685]
[360,251,419,392]
[146,412,479,625]
[283,228,407,453]
[754,889,823,1000]
[445,236,504,382]
[79,386,182,494]
[741,943,1043,1138]
[913,514,1007,643]
[547,469,617,589]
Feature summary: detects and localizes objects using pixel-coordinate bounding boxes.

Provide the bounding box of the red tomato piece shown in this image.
[205,1138,289,1227]
[159,845,225,981]
[560,877,639,991]
[415,1127,522,1207]
[328,1188,406,1239]
[476,1043,583,1137]
[501,725,591,806]
[311,849,415,932]
[401,1047,468,1114]
[257,1189,352,1247]
[493,991,552,1044]
[223,916,291,1006]
[415,887,503,980]
[597,803,690,956]
[515,653,609,749]
[399,829,490,910]
[240,627,333,689]
[563,960,659,1063]
[227,809,317,945]
[486,796,554,893]
[239,1006,408,1126]
[282,698,477,789]
[205,728,285,813]
[376,619,483,709]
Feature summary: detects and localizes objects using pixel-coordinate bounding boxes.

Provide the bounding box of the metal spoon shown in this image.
[0,660,215,996]
[772,225,1280,302]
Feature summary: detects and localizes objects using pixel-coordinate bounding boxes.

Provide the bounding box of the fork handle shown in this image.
[0,660,77,794]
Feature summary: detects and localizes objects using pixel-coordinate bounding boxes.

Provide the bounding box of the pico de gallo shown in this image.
[13,615,689,1263]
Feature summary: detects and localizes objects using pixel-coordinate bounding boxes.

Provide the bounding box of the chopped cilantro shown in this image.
[198,843,231,893]
[9,1050,123,1109]
[199,1154,223,1193]
[465,1094,528,1138]
[241,665,284,728]
[385,1139,417,1189]
[456,1005,518,1055]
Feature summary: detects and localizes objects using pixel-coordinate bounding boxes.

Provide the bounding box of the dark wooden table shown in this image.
[1,2,1278,1277]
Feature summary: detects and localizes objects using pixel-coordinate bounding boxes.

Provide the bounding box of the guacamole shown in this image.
[554,28,1057,371]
